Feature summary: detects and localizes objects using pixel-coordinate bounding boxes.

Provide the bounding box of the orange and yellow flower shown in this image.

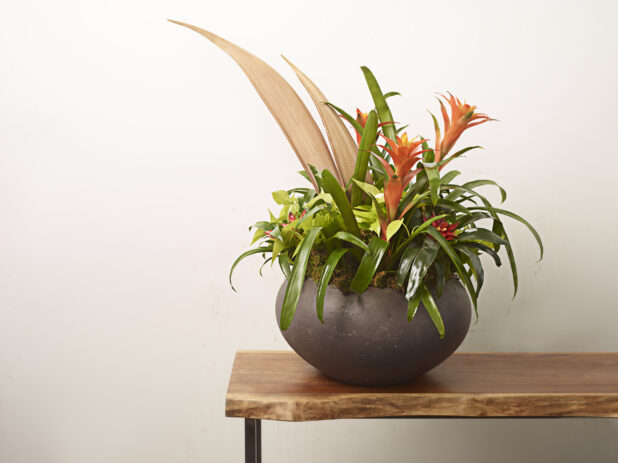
[373,132,427,221]
[433,93,493,165]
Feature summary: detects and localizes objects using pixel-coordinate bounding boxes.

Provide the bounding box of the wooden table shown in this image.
[225,351,618,462]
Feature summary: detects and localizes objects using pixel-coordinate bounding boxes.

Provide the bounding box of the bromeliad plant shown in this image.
[170,20,543,338]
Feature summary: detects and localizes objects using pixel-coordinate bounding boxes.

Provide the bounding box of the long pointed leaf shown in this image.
[425,163,440,205]
[457,229,508,246]
[458,247,485,297]
[390,214,449,264]
[397,242,422,286]
[326,103,364,135]
[406,236,439,299]
[321,169,362,237]
[420,284,445,338]
[438,146,482,168]
[331,231,369,252]
[407,288,422,322]
[457,211,491,228]
[283,57,357,185]
[446,179,507,203]
[278,252,292,279]
[425,227,478,314]
[229,246,273,291]
[349,237,389,293]
[316,248,348,323]
[280,227,322,330]
[351,110,378,207]
[440,170,461,185]
[169,20,337,190]
[462,241,502,267]
[434,257,446,298]
[360,66,396,140]
[469,206,543,261]
[494,221,518,297]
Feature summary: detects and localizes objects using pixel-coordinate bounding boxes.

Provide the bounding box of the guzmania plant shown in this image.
[170,21,543,337]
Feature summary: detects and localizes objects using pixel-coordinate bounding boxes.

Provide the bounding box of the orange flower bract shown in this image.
[434,93,493,163]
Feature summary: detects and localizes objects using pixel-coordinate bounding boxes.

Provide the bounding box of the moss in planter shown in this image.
[304,246,455,295]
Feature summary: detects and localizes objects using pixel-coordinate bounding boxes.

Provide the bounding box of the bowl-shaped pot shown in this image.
[275,278,471,386]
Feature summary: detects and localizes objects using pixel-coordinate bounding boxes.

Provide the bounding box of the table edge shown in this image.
[225,391,618,421]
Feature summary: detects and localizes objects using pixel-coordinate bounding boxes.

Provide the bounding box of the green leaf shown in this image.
[438,146,482,167]
[349,237,390,293]
[251,228,266,244]
[331,231,369,252]
[425,163,440,205]
[434,257,446,298]
[229,246,273,291]
[280,227,323,331]
[457,228,508,246]
[420,284,445,338]
[271,237,285,262]
[289,204,326,229]
[316,248,348,323]
[395,124,409,134]
[494,221,518,297]
[259,257,272,276]
[360,66,396,140]
[352,177,388,230]
[421,139,434,163]
[250,221,272,231]
[457,211,491,229]
[458,247,485,297]
[278,252,292,279]
[434,198,473,215]
[321,169,362,238]
[272,190,293,205]
[398,190,431,218]
[441,184,494,210]
[390,213,449,264]
[386,219,403,241]
[325,102,364,135]
[461,241,502,267]
[425,226,478,314]
[440,170,461,185]
[446,179,507,203]
[407,288,422,322]
[469,206,543,261]
[406,236,439,299]
[397,242,422,286]
[351,178,381,197]
[384,91,401,99]
[351,110,379,207]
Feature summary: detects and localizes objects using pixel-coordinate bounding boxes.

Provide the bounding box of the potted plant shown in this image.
[171,20,543,386]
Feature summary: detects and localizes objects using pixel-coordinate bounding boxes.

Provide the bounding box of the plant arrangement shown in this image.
[171,20,543,338]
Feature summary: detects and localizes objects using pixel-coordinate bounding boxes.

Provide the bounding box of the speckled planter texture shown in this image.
[275,278,471,386]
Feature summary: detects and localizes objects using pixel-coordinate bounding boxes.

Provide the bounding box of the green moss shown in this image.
[304,246,454,295]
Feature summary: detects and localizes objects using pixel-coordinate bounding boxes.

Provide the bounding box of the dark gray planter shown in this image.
[275,278,471,386]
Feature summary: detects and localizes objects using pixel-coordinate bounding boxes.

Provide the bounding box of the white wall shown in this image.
[1,0,617,461]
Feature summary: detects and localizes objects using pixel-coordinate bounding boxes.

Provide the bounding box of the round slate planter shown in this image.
[275,278,472,386]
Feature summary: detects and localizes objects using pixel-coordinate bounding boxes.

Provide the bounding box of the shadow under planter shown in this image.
[275,279,472,386]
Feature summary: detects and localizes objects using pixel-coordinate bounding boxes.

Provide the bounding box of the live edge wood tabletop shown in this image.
[226,351,618,462]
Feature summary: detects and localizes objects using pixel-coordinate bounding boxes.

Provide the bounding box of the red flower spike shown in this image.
[424,213,459,241]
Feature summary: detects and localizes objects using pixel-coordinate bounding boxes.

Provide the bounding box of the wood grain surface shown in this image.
[225,351,618,421]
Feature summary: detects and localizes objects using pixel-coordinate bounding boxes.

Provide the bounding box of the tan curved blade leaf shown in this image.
[282,56,357,186]
[169,19,340,190]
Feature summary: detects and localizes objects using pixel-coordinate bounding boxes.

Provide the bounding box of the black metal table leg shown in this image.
[245,418,261,463]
